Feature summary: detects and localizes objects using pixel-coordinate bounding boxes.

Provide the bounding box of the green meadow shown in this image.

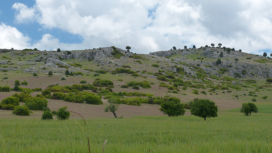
[1,104,272,153]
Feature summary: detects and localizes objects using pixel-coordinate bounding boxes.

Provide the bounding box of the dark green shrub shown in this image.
[166,74,175,79]
[81,84,97,90]
[1,86,10,92]
[61,77,66,80]
[151,64,159,68]
[2,104,15,110]
[131,73,139,77]
[25,97,48,110]
[36,94,44,98]
[132,86,140,90]
[64,92,84,103]
[262,96,268,99]
[111,68,134,74]
[193,90,199,94]
[94,73,100,76]
[241,103,258,116]
[96,70,107,74]
[53,106,70,120]
[215,59,221,65]
[52,92,66,100]
[266,78,272,83]
[159,101,185,116]
[201,91,206,95]
[42,110,53,120]
[13,105,30,116]
[80,80,87,84]
[93,78,114,87]
[190,99,218,120]
[121,85,129,88]
[21,80,28,85]
[127,81,151,89]
[85,94,103,105]
[48,71,53,77]
[111,46,125,59]
[33,73,38,77]
[251,98,257,102]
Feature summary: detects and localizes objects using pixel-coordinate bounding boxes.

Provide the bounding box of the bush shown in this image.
[131,73,140,77]
[0,86,10,92]
[64,92,84,103]
[42,90,51,97]
[85,94,103,105]
[215,59,221,65]
[14,85,19,91]
[190,99,218,120]
[157,75,167,81]
[166,74,175,79]
[21,80,28,85]
[193,90,199,95]
[251,98,257,102]
[61,77,66,80]
[93,78,114,87]
[80,80,87,84]
[52,92,66,100]
[53,106,70,120]
[111,46,125,59]
[15,80,20,86]
[25,97,48,110]
[12,92,32,102]
[262,96,268,99]
[42,110,53,120]
[33,73,38,77]
[71,84,83,91]
[13,105,30,116]
[159,101,185,117]
[127,81,151,89]
[48,71,53,77]
[241,103,258,116]
[1,97,20,109]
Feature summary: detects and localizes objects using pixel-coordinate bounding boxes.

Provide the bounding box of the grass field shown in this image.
[1,109,272,153]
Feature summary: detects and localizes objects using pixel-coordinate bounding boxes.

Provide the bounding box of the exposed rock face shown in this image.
[46,58,71,67]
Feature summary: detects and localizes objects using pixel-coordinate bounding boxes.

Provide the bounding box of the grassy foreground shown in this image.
[1,111,272,153]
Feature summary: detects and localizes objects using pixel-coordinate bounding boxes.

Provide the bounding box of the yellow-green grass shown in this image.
[1,108,272,153]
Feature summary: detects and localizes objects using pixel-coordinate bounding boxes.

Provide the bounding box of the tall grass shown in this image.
[0,112,272,152]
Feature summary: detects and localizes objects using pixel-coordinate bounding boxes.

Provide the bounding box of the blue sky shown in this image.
[0,0,272,54]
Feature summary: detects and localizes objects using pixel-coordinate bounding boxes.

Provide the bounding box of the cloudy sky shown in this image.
[0,0,272,54]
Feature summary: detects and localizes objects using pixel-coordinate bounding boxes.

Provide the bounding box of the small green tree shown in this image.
[14,85,19,91]
[33,73,38,77]
[190,99,218,120]
[52,106,70,120]
[227,48,231,54]
[159,101,185,117]
[219,52,223,57]
[215,59,222,65]
[218,43,222,48]
[65,70,70,75]
[105,104,119,118]
[241,103,258,116]
[173,46,176,50]
[126,46,131,52]
[48,71,53,77]
[235,58,239,63]
[263,52,267,57]
[57,48,61,52]
[42,110,53,120]
[184,46,187,49]
[15,80,20,86]
[193,45,196,49]
[223,47,226,51]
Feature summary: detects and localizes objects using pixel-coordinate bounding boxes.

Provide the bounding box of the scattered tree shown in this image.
[240,103,258,116]
[235,58,239,63]
[126,46,131,52]
[65,70,70,75]
[223,47,226,51]
[211,43,215,47]
[263,52,267,57]
[227,48,231,54]
[239,49,242,52]
[190,99,218,120]
[173,46,176,50]
[105,104,119,118]
[205,45,208,48]
[159,100,185,117]
[14,85,19,91]
[270,53,272,57]
[219,52,223,58]
[42,110,53,120]
[193,45,196,49]
[15,80,20,86]
[33,73,38,77]
[48,71,53,77]
[184,46,187,49]
[57,48,61,52]
[218,43,222,48]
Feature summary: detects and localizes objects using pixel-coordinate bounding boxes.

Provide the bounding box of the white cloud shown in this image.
[9,0,272,54]
[12,3,36,23]
[0,23,30,49]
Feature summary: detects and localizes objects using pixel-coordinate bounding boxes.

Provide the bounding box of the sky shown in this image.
[0,0,272,55]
